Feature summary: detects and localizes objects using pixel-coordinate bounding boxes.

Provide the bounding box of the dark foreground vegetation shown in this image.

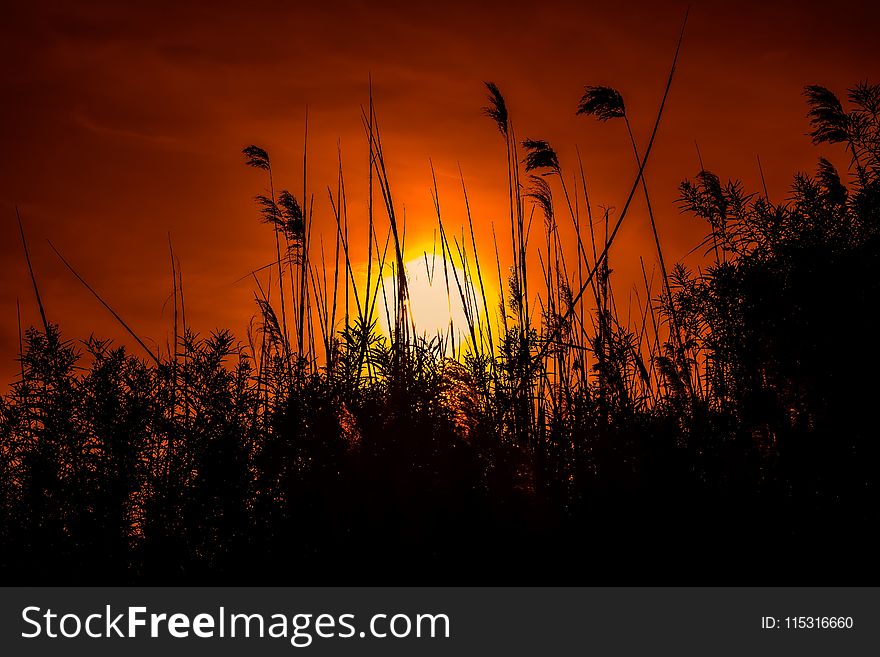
[1,79,879,584]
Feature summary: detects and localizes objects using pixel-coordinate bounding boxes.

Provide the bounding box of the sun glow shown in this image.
[377,253,479,343]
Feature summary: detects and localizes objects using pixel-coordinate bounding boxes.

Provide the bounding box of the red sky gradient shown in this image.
[2,0,879,384]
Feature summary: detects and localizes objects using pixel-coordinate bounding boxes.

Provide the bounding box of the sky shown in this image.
[2,0,879,384]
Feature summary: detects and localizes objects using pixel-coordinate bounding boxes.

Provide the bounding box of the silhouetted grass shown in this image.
[1,79,879,584]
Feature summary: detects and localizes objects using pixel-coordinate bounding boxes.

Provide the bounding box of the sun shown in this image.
[377,253,478,342]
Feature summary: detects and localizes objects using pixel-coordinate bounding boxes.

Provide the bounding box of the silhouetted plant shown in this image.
[2,79,879,584]
[576,86,626,121]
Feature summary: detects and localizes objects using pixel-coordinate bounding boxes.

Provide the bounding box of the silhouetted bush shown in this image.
[2,82,878,583]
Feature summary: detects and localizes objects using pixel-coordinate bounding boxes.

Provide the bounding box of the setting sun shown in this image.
[377,253,478,344]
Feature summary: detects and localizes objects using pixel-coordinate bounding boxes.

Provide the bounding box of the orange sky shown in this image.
[2,0,879,384]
